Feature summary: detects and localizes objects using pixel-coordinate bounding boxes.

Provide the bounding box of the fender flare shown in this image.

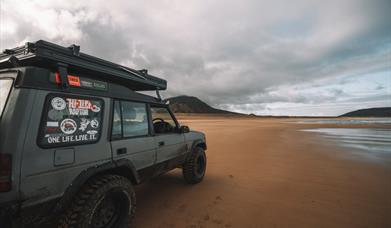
[191,139,207,151]
[184,140,207,163]
[52,159,139,215]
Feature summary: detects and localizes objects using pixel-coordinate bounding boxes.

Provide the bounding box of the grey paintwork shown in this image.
[19,90,113,208]
[0,70,206,220]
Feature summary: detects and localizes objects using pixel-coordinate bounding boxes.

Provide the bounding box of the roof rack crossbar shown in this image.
[68,44,80,56]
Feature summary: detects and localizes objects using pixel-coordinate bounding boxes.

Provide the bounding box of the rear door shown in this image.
[110,100,156,173]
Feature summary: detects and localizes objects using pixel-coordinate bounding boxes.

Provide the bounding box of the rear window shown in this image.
[0,79,13,119]
[38,94,104,148]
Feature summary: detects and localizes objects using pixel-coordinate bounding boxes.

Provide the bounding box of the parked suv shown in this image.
[0,40,207,227]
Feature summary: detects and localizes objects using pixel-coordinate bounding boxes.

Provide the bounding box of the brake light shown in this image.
[0,154,12,192]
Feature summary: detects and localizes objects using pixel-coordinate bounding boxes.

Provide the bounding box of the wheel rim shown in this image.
[196,154,206,176]
[91,190,130,228]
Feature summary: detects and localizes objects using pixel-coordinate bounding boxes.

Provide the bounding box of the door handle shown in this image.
[117,147,127,155]
[158,141,165,147]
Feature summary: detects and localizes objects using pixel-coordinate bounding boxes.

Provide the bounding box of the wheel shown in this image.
[58,175,136,228]
[183,147,207,184]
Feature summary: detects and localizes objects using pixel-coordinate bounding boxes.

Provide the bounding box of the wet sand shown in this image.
[133,117,391,228]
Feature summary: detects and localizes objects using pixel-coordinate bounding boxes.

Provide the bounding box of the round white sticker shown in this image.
[60,119,77,135]
[91,104,101,112]
[51,97,67,111]
[90,119,99,128]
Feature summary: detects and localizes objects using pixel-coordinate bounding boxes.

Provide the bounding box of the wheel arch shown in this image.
[183,140,207,163]
[192,140,207,151]
[52,159,139,215]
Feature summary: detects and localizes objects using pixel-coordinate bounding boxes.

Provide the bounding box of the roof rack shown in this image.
[0,40,167,91]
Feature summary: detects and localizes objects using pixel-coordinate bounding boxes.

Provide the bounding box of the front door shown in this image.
[150,106,185,166]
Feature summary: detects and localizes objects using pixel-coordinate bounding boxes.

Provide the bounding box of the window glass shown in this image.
[0,79,13,119]
[112,100,122,138]
[121,101,149,137]
[39,94,104,147]
[150,107,177,134]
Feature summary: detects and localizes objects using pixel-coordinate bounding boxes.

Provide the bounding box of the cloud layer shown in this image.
[1,0,390,115]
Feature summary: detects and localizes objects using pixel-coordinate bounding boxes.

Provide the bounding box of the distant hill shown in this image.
[340,107,391,117]
[168,95,241,114]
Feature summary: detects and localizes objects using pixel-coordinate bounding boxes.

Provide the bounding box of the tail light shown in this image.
[0,154,12,192]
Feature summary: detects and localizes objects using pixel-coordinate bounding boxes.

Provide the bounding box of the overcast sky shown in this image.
[1,0,390,116]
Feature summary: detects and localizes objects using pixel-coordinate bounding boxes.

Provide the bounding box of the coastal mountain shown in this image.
[167,95,240,114]
[340,107,391,117]
[168,96,391,118]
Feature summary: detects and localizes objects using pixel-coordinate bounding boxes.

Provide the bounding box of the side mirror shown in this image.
[179,125,190,133]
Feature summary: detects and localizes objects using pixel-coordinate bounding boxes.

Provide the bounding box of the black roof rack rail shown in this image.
[0,40,167,91]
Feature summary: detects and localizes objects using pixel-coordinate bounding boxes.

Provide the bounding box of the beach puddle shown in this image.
[303,128,391,162]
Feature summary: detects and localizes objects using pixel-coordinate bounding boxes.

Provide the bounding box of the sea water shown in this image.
[303,127,391,162]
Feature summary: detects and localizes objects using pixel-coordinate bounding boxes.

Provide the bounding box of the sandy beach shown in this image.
[133,117,391,228]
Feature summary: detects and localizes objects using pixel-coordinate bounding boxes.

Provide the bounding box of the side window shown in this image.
[150,106,178,134]
[111,100,149,138]
[122,101,149,137]
[0,79,13,119]
[39,94,104,147]
[111,100,122,139]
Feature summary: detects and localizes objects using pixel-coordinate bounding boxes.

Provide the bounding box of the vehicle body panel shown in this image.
[111,136,156,171]
[0,56,207,225]
[19,90,112,207]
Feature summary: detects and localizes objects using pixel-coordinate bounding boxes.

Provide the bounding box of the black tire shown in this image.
[183,147,207,184]
[58,175,136,228]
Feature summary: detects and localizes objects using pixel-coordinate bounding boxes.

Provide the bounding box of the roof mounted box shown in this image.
[0,40,167,91]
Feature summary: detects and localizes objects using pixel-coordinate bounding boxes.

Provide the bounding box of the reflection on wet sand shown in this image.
[303,128,391,162]
[296,118,391,125]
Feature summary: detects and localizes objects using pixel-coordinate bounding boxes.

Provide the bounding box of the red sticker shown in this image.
[68,76,81,87]
[54,73,81,87]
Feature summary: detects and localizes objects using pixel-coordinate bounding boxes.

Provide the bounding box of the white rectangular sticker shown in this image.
[47,121,59,127]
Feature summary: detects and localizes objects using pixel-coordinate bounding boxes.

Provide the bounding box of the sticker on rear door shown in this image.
[39,94,104,147]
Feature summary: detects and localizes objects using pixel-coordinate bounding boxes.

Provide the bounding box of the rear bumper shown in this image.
[0,196,61,226]
[0,202,19,226]
[0,201,19,215]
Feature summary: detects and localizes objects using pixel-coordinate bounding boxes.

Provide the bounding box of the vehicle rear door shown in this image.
[110,100,156,174]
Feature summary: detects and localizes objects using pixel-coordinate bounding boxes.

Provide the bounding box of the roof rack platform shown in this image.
[0,40,167,91]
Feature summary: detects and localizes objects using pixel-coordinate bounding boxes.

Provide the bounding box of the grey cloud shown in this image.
[1,0,390,115]
[376,85,385,90]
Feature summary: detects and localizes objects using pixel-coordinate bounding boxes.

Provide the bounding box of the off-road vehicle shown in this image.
[0,40,207,227]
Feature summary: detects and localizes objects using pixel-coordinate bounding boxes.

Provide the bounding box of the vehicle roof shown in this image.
[0,66,165,104]
[0,40,167,91]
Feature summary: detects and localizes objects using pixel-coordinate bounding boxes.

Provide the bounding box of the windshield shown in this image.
[0,79,13,118]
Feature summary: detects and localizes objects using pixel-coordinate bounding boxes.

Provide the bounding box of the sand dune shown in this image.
[133,117,391,228]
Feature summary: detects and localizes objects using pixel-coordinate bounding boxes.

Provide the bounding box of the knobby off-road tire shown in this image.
[183,147,207,184]
[58,175,136,228]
